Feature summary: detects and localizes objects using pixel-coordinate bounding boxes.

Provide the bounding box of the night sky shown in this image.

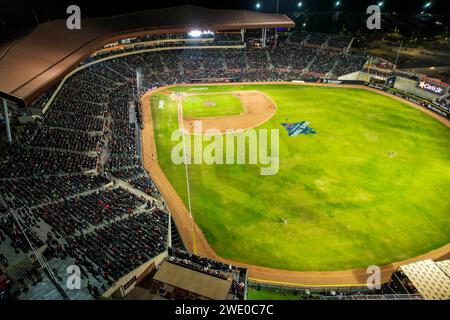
[1,0,449,27]
[0,0,450,20]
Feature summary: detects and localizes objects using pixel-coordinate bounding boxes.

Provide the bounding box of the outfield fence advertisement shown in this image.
[367,83,450,119]
[318,79,366,85]
[416,78,448,96]
[309,78,450,119]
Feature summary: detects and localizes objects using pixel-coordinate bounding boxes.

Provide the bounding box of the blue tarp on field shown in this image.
[281,121,316,136]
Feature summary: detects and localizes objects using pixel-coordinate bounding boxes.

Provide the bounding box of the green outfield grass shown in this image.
[151,84,450,271]
[181,93,244,118]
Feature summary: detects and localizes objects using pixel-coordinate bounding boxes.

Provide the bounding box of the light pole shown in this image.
[275,0,279,46]
[421,2,432,14]
[394,40,403,69]
[2,98,12,144]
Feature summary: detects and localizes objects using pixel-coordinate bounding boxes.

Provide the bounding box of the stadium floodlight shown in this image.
[188,30,202,37]
[297,1,303,8]
[424,2,432,9]
[255,2,261,9]
[335,1,341,7]
[378,1,384,7]
[188,30,214,38]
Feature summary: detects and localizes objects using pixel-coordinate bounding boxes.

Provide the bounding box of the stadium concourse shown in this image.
[0,8,449,299]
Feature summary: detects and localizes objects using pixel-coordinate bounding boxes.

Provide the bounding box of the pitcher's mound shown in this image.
[204,100,216,107]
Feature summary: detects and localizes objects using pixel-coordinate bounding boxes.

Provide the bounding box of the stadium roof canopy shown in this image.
[0,5,294,106]
[153,261,232,300]
[399,259,450,300]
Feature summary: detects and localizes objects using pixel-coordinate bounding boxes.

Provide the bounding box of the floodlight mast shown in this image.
[275,0,279,46]
[394,40,403,69]
[136,68,142,98]
[2,98,12,144]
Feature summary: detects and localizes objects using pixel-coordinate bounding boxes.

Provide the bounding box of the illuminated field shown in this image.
[151,84,450,271]
[181,92,244,118]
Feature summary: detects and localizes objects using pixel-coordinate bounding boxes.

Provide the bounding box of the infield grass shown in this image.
[181,93,244,118]
[151,84,450,271]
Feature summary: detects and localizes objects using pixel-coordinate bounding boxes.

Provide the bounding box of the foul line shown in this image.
[177,93,197,254]
[248,277,367,288]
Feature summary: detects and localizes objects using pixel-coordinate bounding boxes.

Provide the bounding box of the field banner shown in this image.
[416,79,448,96]
[367,83,450,119]
[319,79,366,85]
[282,121,316,136]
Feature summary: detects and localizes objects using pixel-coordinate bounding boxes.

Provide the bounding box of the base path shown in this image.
[141,82,450,287]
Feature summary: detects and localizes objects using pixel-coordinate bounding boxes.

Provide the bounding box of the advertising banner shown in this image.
[416,79,448,96]
[319,79,366,85]
[367,83,450,119]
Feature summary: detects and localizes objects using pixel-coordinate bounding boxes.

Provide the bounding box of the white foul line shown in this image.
[176,92,196,252]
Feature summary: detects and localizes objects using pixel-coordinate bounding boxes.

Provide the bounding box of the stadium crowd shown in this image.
[0,59,168,298]
[65,210,168,283]
[0,32,369,299]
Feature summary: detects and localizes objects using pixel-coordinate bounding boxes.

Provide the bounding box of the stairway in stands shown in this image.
[6,256,43,293]
[171,218,185,251]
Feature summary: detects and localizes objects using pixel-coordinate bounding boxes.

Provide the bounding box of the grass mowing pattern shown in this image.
[182,93,244,118]
[151,84,450,271]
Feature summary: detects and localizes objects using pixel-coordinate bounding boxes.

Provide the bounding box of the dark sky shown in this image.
[1,0,449,27]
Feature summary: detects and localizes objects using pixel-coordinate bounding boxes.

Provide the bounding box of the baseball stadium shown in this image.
[0,1,449,302]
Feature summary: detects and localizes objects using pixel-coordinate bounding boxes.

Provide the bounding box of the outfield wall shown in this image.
[367,83,450,119]
[316,78,449,120]
[337,71,366,82]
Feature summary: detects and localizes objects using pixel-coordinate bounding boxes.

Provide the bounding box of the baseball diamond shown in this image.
[141,82,450,280]
[1,3,450,303]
